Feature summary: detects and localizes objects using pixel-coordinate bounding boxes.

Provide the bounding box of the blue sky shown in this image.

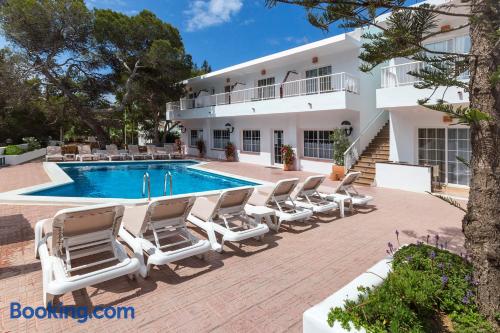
[0,0,347,70]
[84,0,348,70]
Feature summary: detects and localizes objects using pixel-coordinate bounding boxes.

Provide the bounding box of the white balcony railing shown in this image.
[381,61,470,88]
[166,72,359,112]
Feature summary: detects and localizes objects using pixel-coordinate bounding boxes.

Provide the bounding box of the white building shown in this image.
[167,0,470,190]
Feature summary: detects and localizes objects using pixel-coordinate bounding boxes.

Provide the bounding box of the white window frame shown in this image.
[302,129,334,160]
[212,129,230,150]
[189,129,203,148]
[241,130,261,153]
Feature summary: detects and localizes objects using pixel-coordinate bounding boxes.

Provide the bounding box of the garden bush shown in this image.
[327,239,493,332]
[3,145,25,155]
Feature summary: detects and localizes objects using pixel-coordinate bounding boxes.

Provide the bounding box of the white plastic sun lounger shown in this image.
[34,204,141,306]
[119,195,212,278]
[46,146,64,162]
[76,144,98,161]
[105,144,126,161]
[319,171,374,208]
[292,175,338,214]
[247,178,313,231]
[147,145,170,160]
[127,144,153,160]
[187,187,269,252]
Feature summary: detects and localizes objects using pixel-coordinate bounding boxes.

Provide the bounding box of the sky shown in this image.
[0,0,348,70]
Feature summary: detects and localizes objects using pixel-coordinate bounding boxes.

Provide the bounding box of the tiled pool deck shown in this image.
[0,160,466,332]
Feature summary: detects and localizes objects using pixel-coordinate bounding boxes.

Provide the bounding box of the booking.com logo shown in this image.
[10,302,135,323]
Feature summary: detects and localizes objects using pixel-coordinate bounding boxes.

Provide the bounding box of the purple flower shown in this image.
[437,262,444,270]
[441,275,448,286]
[464,274,471,282]
[406,255,413,262]
[466,290,474,297]
[462,296,470,304]
[430,251,436,260]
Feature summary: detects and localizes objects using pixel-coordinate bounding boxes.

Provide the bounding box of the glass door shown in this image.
[273,130,284,164]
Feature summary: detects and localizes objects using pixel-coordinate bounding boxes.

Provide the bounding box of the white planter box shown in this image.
[303,256,392,333]
[3,148,47,165]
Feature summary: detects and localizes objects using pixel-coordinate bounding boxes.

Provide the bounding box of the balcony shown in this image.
[381,61,470,88]
[377,61,469,108]
[166,72,359,113]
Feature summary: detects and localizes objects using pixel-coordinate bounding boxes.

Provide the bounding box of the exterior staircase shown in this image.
[349,122,390,186]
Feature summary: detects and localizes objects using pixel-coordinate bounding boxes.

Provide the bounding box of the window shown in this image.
[189,129,203,147]
[212,129,230,150]
[303,130,333,159]
[418,128,446,182]
[447,128,471,186]
[242,130,260,153]
[305,66,332,93]
[418,128,471,186]
[256,77,275,100]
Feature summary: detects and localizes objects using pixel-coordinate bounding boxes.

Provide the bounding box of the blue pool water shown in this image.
[28,161,258,199]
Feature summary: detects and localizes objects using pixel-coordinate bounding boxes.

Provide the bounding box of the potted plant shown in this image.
[196,139,205,158]
[224,142,236,161]
[281,144,295,171]
[329,129,351,180]
[175,138,183,154]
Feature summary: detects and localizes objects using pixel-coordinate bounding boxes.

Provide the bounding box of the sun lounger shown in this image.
[105,144,126,161]
[34,204,141,306]
[45,146,64,162]
[146,145,170,160]
[319,171,374,210]
[127,145,153,160]
[164,143,183,159]
[119,195,212,277]
[76,144,99,161]
[292,175,338,213]
[187,187,269,252]
[247,178,313,231]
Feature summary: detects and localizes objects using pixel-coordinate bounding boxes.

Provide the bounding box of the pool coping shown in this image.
[0,160,273,206]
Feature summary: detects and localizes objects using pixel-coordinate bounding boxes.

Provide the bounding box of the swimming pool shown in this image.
[27,161,259,199]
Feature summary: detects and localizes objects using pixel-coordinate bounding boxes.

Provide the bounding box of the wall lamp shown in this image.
[225,123,235,134]
[341,120,353,136]
[178,124,187,133]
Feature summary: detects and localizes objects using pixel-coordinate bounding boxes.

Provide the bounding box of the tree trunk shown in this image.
[464,0,500,326]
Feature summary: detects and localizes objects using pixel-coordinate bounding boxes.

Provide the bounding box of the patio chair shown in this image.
[127,145,153,160]
[318,171,373,210]
[76,144,98,161]
[247,178,313,231]
[187,187,269,252]
[164,143,183,159]
[146,145,170,160]
[34,204,141,306]
[105,144,126,161]
[119,195,212,277]
[292,175,338,214]
[45,146,64,162]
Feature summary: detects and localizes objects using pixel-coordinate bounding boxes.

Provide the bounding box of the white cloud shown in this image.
[285,36,310,45]
[185,0,243,32]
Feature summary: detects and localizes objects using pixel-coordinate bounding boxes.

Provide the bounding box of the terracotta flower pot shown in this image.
[283,163,293,171]
[226,156,235,162]
[330,164,345,181]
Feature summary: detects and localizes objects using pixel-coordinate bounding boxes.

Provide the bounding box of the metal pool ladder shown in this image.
[142,172,151,200]
[164,171,173,196]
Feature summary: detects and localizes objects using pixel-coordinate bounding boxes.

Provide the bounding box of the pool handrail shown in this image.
[143,172,151,201]
[164,171,173,196]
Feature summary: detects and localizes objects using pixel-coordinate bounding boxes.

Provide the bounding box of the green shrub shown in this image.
[4,145,25,155]
[22,137,41,151]
[329,129,350,166]
[327,243,493,332]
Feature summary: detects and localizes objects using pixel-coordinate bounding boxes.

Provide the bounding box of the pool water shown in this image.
[28,161,258,199]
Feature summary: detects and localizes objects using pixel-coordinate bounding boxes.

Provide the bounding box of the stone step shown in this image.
[352,166,375,174]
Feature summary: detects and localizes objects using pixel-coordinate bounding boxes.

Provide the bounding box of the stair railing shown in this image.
[343,110,389,173]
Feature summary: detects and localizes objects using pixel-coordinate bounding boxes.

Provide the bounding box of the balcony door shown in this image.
[305,65,332,94]
[224,85,232,104]
[257,77,275,100]
[273,130,284,165]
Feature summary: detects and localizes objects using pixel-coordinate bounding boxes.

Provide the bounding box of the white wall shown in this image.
[181,110,361,174]
[389,108,469,163]
[377,85,468,109]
